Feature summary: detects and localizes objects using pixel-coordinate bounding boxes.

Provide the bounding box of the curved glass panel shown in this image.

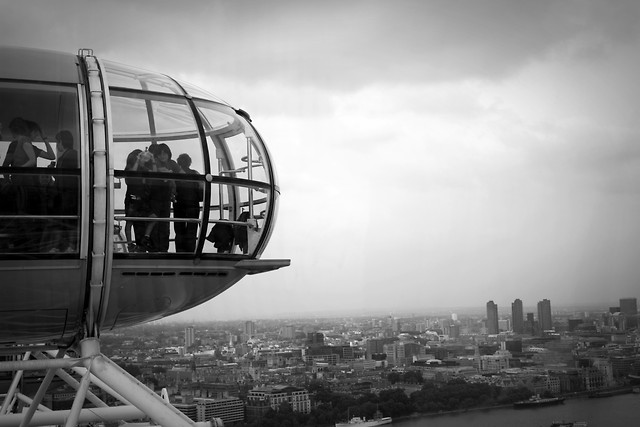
[109,85,275,257]
[177,80,228,104]
[196,101,272,256]
[110,88,204,254]
[103,60,185,95]
[110,90,199,144]
[0,81,81,254]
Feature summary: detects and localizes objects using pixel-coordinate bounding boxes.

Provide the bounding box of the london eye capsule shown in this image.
[0,46,290,346]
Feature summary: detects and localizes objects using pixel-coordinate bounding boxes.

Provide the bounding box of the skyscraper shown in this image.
[486,300,499,334]
[244,320,257,337]
[511,299,524,334]
[620,298,638,328]
[185,326,195,350]
[537,299,553,332]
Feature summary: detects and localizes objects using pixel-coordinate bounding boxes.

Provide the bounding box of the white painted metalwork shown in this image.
[0,339,214,426]
[84,52,111,338]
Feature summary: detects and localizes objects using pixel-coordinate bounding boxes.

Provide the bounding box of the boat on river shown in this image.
[336,409,392,426]
[335,416,392,426]
[513,395,565,408]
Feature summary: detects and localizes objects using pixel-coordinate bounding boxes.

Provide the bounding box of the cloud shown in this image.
[6,1,639,92]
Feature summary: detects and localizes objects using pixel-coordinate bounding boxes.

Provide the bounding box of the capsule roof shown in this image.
[0,46,82,84]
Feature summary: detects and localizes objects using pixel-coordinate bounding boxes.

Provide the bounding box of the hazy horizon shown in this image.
[150,299,634,323]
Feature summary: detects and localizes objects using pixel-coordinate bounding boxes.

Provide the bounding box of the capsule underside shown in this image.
[0,47,288,345]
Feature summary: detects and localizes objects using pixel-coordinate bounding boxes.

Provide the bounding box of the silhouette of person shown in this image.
[7,117,36,169]
[146,143,181,252]
[173,153,202,252]
[27,120,55,161]
[125,148,157,252]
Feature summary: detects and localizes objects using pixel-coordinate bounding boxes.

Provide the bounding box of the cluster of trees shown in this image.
[410,378,532,413]
[238,378,534,427]
[387,370,424,384]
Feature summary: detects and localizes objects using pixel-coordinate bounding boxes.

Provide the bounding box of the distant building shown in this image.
[441,319,452,336]
[512,299,524,334]
[504,339,522,353]
[244,320,257,338]
[498,319,510,332]
[392,318,401,333]
[620,298,638,329]
[305,345,353,365]
[477,350,511,373]
[581,366,611,391]
[280,325,295,339]
[486,300,499,335]
[184,326,195,350]
[196,397,244,425]
[174,400,198,422]
[183,382,239,399]
[537,299,553,333]
[246,385,311,421]
[449,324,460,339]
[349,359,377,371]
[384,341,425,366]
[525,312,536,335]
[306,332,324,347]
[366,338,395,358]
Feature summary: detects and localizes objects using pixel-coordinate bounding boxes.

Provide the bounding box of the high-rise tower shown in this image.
[511,299,524,334]
[537,299,552,332]
[486,300,499,334]
[620,298,638,328]
[185,326,195,350]
[245,320,257,337]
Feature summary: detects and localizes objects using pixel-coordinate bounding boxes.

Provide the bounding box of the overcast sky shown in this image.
[2,1,640,320]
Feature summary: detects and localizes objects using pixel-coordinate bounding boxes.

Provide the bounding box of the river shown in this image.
[395,393,640,426]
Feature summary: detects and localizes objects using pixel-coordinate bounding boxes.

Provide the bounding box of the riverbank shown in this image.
[393,387,636,424]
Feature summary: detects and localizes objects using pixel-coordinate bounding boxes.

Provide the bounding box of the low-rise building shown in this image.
[196,397,244,425]
[477,350,511,374]
[246,385,311,421]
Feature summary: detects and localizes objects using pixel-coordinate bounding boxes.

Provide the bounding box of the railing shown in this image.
[0,168,80,254]
[0,165,270,256]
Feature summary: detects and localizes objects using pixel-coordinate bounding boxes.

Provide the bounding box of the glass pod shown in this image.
[0,47,288,345]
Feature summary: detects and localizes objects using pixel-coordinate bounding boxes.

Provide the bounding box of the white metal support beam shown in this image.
[0,352,30,415]
[0,339,214,427]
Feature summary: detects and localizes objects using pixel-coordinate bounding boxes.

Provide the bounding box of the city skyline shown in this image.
[149,296,638,324]
[3,1,640,320]
[98,291,640,426]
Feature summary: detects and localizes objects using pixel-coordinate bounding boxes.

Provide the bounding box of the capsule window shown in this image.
[0,81,81,254]
[110,89,205,255]
[107,64,274,257]
[196,101,272,256]
[102,61,184,95]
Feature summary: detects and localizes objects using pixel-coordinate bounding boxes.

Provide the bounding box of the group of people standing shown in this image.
[0,117,78,252]
[1,118,204,254]
[123,143,203,253]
